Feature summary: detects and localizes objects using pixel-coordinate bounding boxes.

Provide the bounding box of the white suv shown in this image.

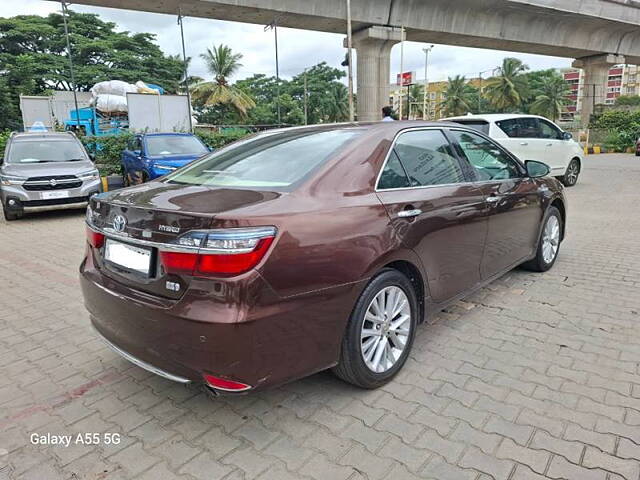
[442,114,583,187]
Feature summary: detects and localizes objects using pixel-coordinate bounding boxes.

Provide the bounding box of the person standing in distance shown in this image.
[381,106,395,121]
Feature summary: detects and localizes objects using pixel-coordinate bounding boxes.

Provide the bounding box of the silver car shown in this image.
[1,131,101,220]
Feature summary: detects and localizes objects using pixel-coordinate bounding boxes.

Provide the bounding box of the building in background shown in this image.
[561,64,640,121]
[389,77,482,120]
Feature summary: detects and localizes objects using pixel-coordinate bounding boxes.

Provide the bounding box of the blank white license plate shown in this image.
[41,190,69,200]
[104,239,151,275]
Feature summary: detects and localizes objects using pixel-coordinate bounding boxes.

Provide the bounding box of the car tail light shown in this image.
[86,226,105,248]
[160,227,276,277]
[203,373,251,392]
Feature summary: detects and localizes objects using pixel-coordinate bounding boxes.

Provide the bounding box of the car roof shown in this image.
[441,113,549,122]
[11,132,80,142]
[141,132,196,137]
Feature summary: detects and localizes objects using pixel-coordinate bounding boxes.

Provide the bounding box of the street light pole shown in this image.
[177,7,193,132]
[422,45,434,120]
[398,26,405,120]
[346,0,354,122]
[60,1,80,131]
[264,19,281,124]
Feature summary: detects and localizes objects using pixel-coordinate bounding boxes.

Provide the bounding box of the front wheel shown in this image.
[522,206,562,272]
[3,205,21,221]
[562,159,580,187]
[332,269,418,389]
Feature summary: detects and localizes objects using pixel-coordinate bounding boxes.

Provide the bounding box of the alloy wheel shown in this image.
[360,286,412,373]
[566,161,578,185]
[542,215,560,264]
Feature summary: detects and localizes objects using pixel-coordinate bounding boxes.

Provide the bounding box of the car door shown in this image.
[537,118,569,173]
[494,117,547,163]
[375,128,488,304]
[122,136,143,183]
[449,129,543,279]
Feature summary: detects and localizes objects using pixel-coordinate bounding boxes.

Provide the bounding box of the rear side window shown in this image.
[166,129,361,190]
[496,117,539,138]
[392,130,464,187]
[450,120,490,135]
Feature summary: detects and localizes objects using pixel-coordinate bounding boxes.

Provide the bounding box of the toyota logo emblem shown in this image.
[112,215,127,233]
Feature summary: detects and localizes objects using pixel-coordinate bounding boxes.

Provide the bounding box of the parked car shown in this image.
[443,114,583,187]
[82,122,566,393]
[1,131,100,221]
[121,132,210,185]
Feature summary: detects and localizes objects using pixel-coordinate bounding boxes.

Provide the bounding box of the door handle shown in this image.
[397,209,422,218]
[486,195,501,203]
[520,142,528,146]
[546,143,553,146]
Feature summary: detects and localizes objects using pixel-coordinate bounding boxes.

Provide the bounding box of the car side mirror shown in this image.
[562,131,573,141]
[525,160,550,178]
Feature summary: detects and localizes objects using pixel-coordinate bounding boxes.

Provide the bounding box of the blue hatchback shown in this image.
[121,133,210,184]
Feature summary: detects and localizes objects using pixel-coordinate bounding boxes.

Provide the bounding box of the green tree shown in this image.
[529,74,570,122]
[440,75,475,116]
[0,10,185,129]
[289,62,348,124]
[191,44,255,121]
[484,57,529,111]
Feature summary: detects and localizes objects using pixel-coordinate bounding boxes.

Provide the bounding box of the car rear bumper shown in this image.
[80,252,362,391]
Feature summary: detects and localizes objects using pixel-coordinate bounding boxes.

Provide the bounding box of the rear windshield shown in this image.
[450,120,490,135]
[165,129,362,190]
[146,135,208,156]
[7,140,87,164]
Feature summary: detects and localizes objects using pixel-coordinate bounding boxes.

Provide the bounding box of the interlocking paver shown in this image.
[2,154,640,479]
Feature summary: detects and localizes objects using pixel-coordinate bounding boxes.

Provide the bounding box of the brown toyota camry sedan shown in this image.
[81,121,566,393]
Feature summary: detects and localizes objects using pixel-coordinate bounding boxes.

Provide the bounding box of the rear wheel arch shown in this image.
[550,198,566,240]
[382,260,426,324]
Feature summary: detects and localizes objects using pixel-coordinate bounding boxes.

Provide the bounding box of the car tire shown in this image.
[561,159,580,187]
[3,205,21,221]
[635,150,640,157]
[332,268,418,389]
[522,206,562,272]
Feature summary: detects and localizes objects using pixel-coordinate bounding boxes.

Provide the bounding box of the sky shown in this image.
[3,0,573,86]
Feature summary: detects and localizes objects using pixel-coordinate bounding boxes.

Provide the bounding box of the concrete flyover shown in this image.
[55,0,640,122]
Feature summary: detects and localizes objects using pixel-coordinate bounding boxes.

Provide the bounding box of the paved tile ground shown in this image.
[1,153,639,480]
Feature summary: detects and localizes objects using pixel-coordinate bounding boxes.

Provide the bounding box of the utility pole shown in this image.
[422,45,434,120]
[478,71,483,113]
[60,1,80,131]
[398,26,405,120]
[264,19,281,124]
[346,0,355,122]
[304,69,308,125]
[177,7,193,132]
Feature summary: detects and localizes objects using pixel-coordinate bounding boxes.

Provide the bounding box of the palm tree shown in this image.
[440,75,475,116]
[529,75,570,122]
[484,57,529,111]
[190,44,255,119]
[325,83,349,122]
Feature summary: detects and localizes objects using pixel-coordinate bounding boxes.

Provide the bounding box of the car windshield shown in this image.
[7,140,87,163]
[146,136,208,156]
[165,129,362,190]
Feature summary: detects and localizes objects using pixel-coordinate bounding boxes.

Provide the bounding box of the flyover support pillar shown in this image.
[345,26,403,122]
[573,54,625,127]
